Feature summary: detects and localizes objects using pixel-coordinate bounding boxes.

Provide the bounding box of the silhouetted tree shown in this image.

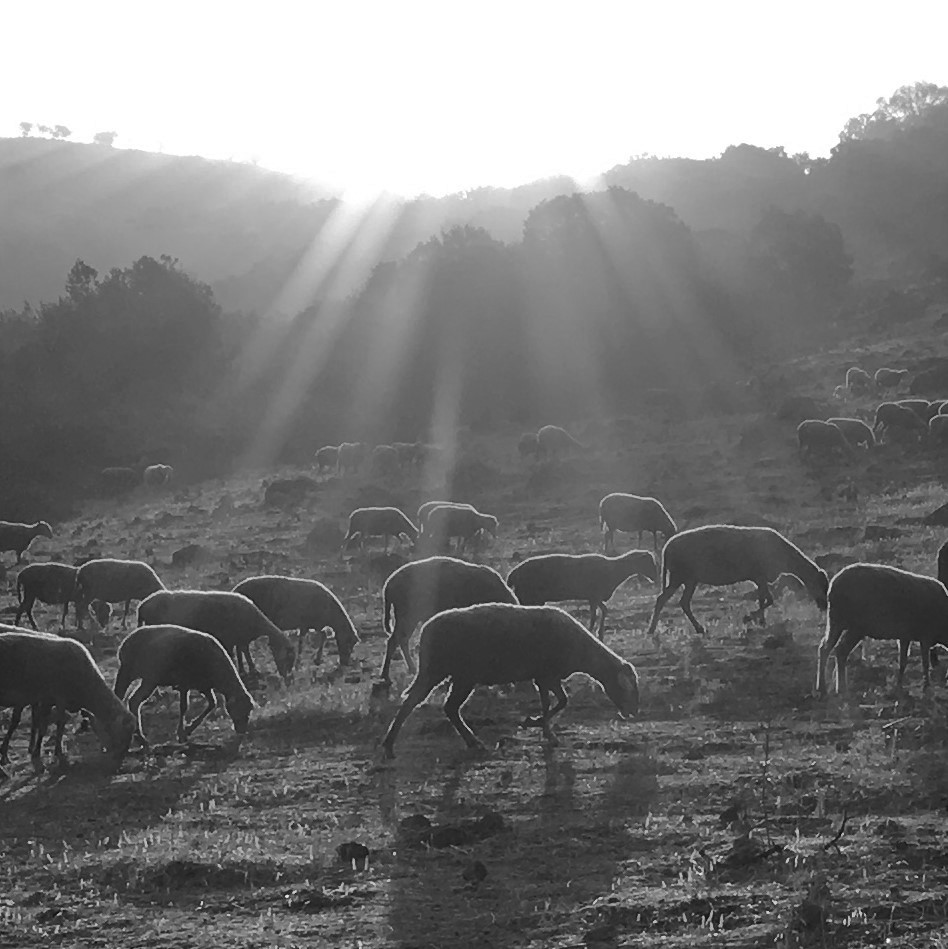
[839,82,948,143]
[53,125,71,140]
[93,130,117,147]
[18,121,31,137]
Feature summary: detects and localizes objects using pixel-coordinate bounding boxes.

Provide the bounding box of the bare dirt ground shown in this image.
[4,381,948,947]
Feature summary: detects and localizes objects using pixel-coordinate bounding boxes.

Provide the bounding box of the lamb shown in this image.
[895,398,937,422]
[74,558,166,630]
[379,556,518,681]
[845,367,872,394]
[337,442,368,474]
[137,589,296,683]
[537,424,584,460]
[423,503,498,554]
[0,627,135,777]
[13,562,110,630]
[827,417,876,449]
[342,507,419,553]
[797,419,856,461]
[507,550,657,640]
[517,432,540,461]
[314,445,339,472]
[929,414,948,447]
[381,604,640,758]
[142,464,174,487]
[599,493,677,557]
[114,624,255,746]
[874,367,909,390]
[872,402,927,441]
[0,520,53,564]
[816,563,948,695]
[646,525,829,637]
[232,575,360,667]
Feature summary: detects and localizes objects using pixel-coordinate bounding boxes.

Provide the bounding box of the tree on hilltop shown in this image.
[839,81,948,143]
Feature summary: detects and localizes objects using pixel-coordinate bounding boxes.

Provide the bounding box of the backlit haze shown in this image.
[6,0,948,199]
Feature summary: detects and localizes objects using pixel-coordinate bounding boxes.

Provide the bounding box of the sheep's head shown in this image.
[89,598,113,629]
[336,624,360,666]
[480,515,498,538]
[273,638,296,683]
[622,551,657,583]
[36,521,53,540]
[603,661,639,717]
[95,708,135,764]
[227,692,254,735]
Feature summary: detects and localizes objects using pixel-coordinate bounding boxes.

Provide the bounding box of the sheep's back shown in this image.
[233,576,342,629]
[119,624,240,688]
[139,590,277,645]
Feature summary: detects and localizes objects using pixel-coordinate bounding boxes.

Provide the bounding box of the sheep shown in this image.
[379,556,518,681]
[114,624,255,746]
[11,562,106,631]
[0,520,53,564]
[517,432,540,461]
[845,367,872,394]
[337,442,367,474]
[873,402,927,441]
[646,525,829,637]
[895,398,938,422]
[874,367,909,390]
[816,563,948,695]
[232,575,360,668]
[797,419,856,462]
[537,424,584,460]
[142,464,174,488]
[423,503,498,554]
[929,414,948,447]
[371,444,401,478]
[74,558,166,630]
[507,550,657,640]
[0,627,135,776]
[314,445,339,472]
[137,589,296,684]
[827,417,876,449]
[100,466,140,493]
[930,399,948,416]
[343,507,419,553]
[599,493,677,557]
[381,604,640,758]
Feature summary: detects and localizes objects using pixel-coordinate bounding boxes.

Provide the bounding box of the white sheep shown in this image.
[0,627,135,777]
[827,417,875,449]
[646,524,828,637]
[114,624,255,746]
[895,398,937,422]
[507,550,657,640]
[873,402,927,442]
[599,493,677,557]
[337,442,368,474]
[0,520,53,564]
[13,562,110,631]
[74,558,166,630]
[232,575,360,667]
[816,562,948,695]
[313,445,339,472]
[381,604,640,758]
[142,464,174,488]
[797,419,856,462]
[537,424,584,460]
[342,507,419,553]
[845,367,872,394]
[138,590,296,684]
[422,504,498,554]
[874,367,909,391]
[379,556,518,681]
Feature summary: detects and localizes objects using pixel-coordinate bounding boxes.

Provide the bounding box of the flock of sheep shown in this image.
[798,364,948,459]
[3,410,948,779]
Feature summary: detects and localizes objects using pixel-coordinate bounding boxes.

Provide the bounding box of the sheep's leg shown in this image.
[18,598,38,631]
[678,583,706,636]
[241,645,259,678]
[380,633,407,682]
[897,638,910,687]
[750,581,773,625]
[595,602,608,641]
[176,690,191,742]
[442,680,480,749]
[587,601,597,635]
[400,640,417,675]
[60,598,70,629]
[127,682,157,748]
[381,676,439,759]
[121,599,131,629]
[183,691,218,739]
[29,705,52,774]
[646,581,682,637]
[51,709,69,763]
[0,706,23,765]
[921,638,933,690]
[602,527,613,553]
[832,629,863,695]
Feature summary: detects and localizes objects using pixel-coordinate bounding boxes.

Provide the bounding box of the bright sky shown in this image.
[5,0,948,198]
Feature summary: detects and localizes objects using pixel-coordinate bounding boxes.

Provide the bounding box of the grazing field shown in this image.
[4,398,948,947]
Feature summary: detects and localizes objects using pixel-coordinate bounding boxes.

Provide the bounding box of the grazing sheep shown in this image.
[646,525,829,637]
[416,500,473,533]
[74,558,166,630]
[100,466,140,493]
[137,589,296,683]
[337,442,368,474]
[537,424,584,460]
[15,562,79,629]
[423,504,498,554]
[797,419,856,462]
[343,507,419,553]
[599,493,677,557]
[114,624,255,746]
[845,367,872,393]
[381,604,640,758]
[929,414,948,447]
[314,445,339,473]
[517,432,540,461]
[0,521,53,564]
[895,398,937,422]
[816,563,948,695]
[142,464,174,487]
[232,575,360,667]
[379,556,518,681]
[875,367,909,390]
[873,402,927,441]
[371,444,401,478]
[507,550,657,639]
[0,627,135,776]
[827,417,875,449]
